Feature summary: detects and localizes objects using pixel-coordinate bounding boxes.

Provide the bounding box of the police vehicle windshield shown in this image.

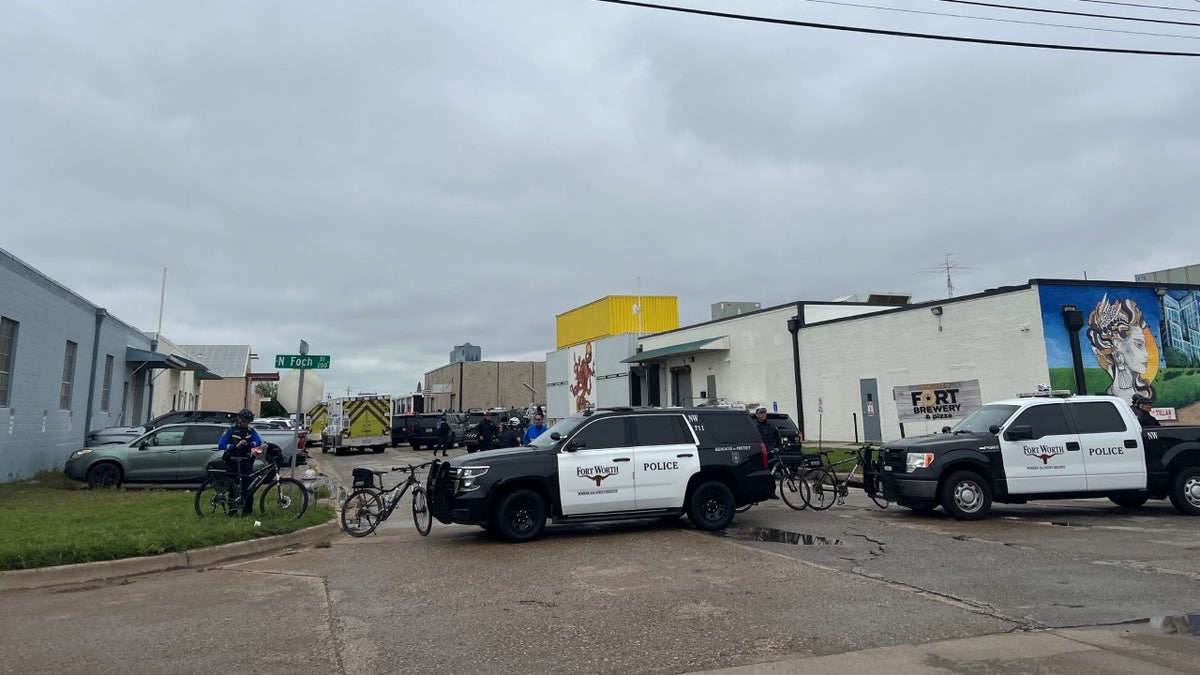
[950,404,1020,434]
[527,414,588,449]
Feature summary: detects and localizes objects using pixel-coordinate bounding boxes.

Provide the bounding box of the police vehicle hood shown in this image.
[449,446,542,466]
[883,431,996,453]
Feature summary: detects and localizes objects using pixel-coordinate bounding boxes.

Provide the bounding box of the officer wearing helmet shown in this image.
[1131,394,1160,427]
[218,409,264,516]
[500,417,523,448]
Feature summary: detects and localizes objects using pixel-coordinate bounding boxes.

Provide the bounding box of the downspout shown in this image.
[787,306,805,437]
[84,308,106,442]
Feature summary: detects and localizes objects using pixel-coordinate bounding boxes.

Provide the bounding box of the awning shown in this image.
[125,347,189,370]
[621,336,730,363]
[176,354,222,380]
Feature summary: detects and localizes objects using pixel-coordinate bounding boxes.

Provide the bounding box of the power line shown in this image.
[595,0,1200,56]
[930,0,1200,27]
[1072,0,1200,14]
[798,0,1200,40]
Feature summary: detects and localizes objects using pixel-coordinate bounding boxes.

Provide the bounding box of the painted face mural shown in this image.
[1085,294,1158,405]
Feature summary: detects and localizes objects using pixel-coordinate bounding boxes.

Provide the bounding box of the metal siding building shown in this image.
[423,361,546,413]
[555,295,678,349]
[0,249,157,481]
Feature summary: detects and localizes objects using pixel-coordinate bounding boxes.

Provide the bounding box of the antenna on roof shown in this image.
[922,254,976,299]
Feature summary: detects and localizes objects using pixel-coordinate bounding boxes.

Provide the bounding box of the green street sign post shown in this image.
[275,354,330,369]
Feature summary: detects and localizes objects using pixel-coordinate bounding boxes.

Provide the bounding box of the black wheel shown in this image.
[412,486,432,535]
[1168,467,1200,516]
[940,470,992,520]
[867,477,890,509]
[341,489,384,537]
[1109,495,1149,509]
[494,489,547,542]
[372,445,386,454]
[780,472,810,511]
[259,478,310,519]
[195,476,236,518]
[687,480,735,531]
[803,470,837,510]
[86,463,122,490]
[410,442,421,452]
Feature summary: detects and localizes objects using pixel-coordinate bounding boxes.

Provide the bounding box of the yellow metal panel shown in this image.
[556,295,679,349]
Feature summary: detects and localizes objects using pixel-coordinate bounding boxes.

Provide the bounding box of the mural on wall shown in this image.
[569,341,596,414]
[1040,284,1200,424]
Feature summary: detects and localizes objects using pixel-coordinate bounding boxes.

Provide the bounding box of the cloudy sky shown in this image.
[4,0,1198,401]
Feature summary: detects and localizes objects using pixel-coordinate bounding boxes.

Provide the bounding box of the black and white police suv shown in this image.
[879,391,1200,520]
[427,407,775,542]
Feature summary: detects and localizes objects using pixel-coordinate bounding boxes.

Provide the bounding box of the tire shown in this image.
[494,489,547,542]
[412,486,432,535]
[195,476,236,518]
[1168,467,1200,516]
[867,477,890,509]
[85,463,122,490]
[803,470,837,510]
[341,489,384,537]
[410,442,421,452]
[687,480,735,531]
[258,478,310,519]
[780,472,810,511]
[372,445,386,454]
[1109,495,1149,509]
[940,470,992,520]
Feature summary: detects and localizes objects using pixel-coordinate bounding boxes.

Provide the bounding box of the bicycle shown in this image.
[802,443,889,510]
[195,451,310,519]
[340,462,433,537]
[733,446,811,512]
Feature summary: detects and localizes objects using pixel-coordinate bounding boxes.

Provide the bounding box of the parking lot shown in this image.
[2,443,1198,673]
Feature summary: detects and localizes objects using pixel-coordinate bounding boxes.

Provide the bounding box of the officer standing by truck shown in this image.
[435,414,452,456]
[1132,394,1160,427]
[476,410,499,451]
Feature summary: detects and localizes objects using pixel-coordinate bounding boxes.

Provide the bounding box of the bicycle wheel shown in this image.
[411,486,432,536]
[341,489,384,537]
[803,470,837,510]
[195,475,236,518]
[867,477,890,509]
[259,477,310,519]
[779,471,810,511]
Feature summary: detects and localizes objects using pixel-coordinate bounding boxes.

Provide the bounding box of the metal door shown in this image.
[671,366,692,407]
[860,378,882,442]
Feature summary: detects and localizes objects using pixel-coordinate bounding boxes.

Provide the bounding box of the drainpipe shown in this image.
[787,308,805,437]
[84,308,106,442]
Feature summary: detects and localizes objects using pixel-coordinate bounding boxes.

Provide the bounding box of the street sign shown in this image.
[275,354,330,369]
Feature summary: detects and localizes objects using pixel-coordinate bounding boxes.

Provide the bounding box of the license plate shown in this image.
[884,466,893,471]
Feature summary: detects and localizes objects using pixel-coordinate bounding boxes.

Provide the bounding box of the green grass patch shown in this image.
[0,471,333,571]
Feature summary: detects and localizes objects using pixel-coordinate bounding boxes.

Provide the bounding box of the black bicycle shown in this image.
[195,453,310,519]
[802,444,889,510]
[734,446,812,512]
[340,462,433,537]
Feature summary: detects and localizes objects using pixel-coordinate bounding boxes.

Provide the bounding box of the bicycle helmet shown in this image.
[237,408,255,422]
[509,417,521,427]
[755,407,768,414]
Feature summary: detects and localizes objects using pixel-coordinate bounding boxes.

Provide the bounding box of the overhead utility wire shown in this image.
[932,0,1200,27]
[1073,0,1200,14]
[595,0,1200,56]
[799,0,1200,39]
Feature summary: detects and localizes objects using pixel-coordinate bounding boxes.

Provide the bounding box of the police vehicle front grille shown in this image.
[883,448,907,472]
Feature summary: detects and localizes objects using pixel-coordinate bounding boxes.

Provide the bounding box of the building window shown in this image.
[101,355,114,412]
[60,340,77,410]
[0,317,17,407]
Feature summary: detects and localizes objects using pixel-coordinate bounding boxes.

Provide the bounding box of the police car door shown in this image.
[557,417,638,515]
[1068,400,1147,491]
[630,413,700,510]
[1000,401,1086,493]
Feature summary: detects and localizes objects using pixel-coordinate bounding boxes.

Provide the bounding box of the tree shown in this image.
[254,382,287,417]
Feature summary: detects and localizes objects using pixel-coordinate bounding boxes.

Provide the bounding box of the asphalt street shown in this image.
[1,442,1198,674]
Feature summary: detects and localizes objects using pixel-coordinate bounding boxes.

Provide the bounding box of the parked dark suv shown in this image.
[391,414,416,447]
[430,406,774,542]
[409,412,467,451]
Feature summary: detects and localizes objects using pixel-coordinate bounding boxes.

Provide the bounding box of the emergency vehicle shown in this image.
[321,395,391,455]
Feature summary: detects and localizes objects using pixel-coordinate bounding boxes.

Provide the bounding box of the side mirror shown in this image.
[941,426,952,434]
[550,432,561,441]
[139,440,150,450]
[1005,425,1034,441]
[989,424,1001,435]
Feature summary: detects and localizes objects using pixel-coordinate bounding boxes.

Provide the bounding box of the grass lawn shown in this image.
[0,472,334,572]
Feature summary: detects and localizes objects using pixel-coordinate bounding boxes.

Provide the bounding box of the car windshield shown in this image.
[951,404,1019,434]
[527,414,588,449]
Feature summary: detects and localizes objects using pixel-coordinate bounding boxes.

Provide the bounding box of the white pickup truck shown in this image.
[878,392,1200,519]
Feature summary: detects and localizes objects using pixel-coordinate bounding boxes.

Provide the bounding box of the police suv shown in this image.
[428,407,775,542]
[879,391,1200,520]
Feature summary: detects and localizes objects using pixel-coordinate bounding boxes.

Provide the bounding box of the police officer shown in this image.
[1131,394,1160,427]
[500,417,523,448]
[435,413,452,456]
[475,410,499,452]
[218,408,263,516]
[754,407,782,449]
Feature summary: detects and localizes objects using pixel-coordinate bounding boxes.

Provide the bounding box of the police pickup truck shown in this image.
[879,391,1200,520]
[427,407,775,542]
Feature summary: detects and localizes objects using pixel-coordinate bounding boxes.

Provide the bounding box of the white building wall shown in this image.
[799,288,1048,443]
[545,333,637,420]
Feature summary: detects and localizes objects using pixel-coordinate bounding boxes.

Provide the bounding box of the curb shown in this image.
[0,520,343,593]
